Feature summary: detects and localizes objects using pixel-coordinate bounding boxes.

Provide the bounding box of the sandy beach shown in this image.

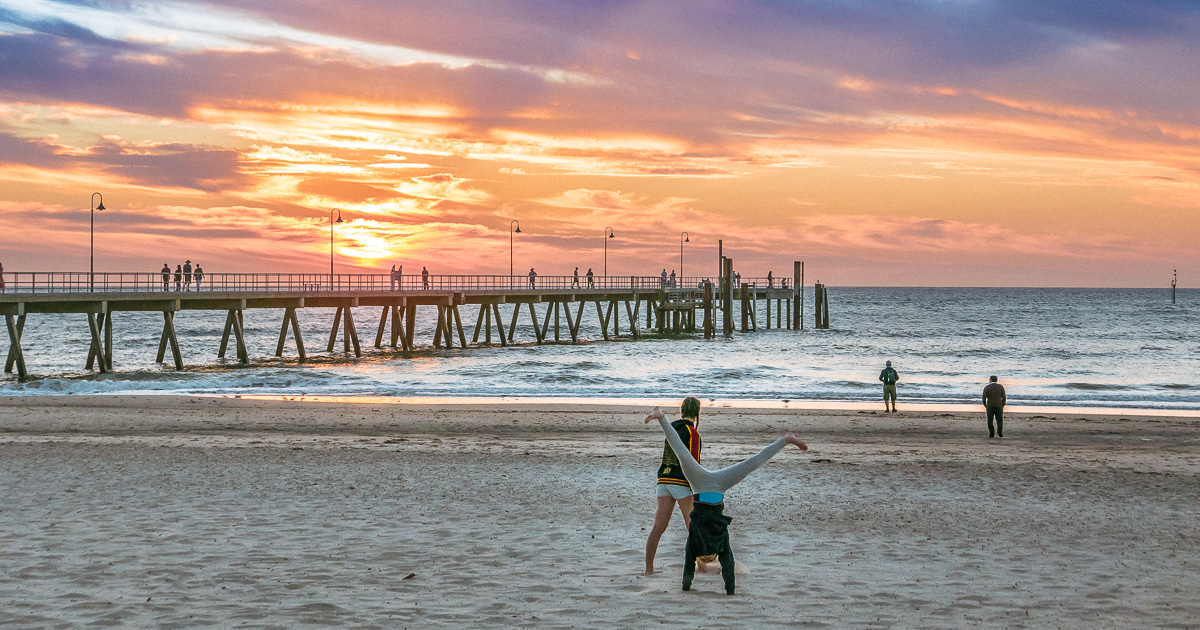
[1,396,1197,628]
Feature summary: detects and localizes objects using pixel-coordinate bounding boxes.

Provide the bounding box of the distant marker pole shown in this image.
[1172,269,1177,304]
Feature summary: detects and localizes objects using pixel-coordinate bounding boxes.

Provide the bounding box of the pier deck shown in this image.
[1,271,810,381]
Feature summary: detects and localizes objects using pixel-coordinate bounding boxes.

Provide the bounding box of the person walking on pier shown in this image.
[661,269,668,288]
[528,268,537,288]
[390,264,402,290]
[173,264,182,291]
[572,267,580,288]
[586,268,595,288]
[767,271,773,288]
[182,260,193,291]
[421,266,429,289]
[160,263,170,291]
[193,264,204,290]
[983,375,1007,438]
[879,360,899,412]
[0,261,5,293]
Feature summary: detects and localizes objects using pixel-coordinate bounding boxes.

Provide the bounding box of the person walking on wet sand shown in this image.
[879,360,899,412]
[160,263,170,291]
[983,375,1007,438]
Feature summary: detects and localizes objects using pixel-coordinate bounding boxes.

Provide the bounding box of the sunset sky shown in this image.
[0,0,1197,286]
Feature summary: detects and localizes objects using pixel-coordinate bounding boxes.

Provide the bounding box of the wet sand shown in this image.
[1,396,1197,628]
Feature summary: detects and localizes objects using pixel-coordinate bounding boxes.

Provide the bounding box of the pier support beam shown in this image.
[85,306,110,373]
[156,310,183,370]
[327,305,362,356]
[86,311,113,371]
[219,308,249,364]
[276,306,306,361]
[4,312,27,381]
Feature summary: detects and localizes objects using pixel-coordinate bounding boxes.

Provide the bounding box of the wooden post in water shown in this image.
[823,285,830,329]
[722,257,734,335]
[740,284,749,333]
[275,306,306,361]
[792,261,803,330]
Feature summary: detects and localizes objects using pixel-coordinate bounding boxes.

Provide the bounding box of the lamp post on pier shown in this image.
[603,226,615,282]
[90,192,105,290]
[330,208,343,286]
[510,219,522,288]
[679,231,689,284]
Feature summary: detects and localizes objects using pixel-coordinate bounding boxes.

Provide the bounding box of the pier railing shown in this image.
[0,272,783,295]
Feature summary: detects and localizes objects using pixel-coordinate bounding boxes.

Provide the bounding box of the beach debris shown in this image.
[402,573,416,580]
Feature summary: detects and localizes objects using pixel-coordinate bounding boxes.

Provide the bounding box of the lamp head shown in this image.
[96,201,105,211]
[335,216,343,224]
[514,226,522,234]
[684,235,690,242]
[608,231,615,238]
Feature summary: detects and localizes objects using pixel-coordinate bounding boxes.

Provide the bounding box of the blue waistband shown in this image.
[696,492,724,504]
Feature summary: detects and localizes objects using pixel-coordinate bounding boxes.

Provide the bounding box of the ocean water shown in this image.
[2,287,1197,411]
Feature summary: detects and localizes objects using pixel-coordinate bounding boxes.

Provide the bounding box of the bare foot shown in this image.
[783,432,808,451]
[641,568,656,576]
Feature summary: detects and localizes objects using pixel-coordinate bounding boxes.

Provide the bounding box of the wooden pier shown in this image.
[2,266,825,381]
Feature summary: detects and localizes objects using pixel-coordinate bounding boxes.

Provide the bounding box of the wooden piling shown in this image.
[793,261,803,330]
[5,313,27,380]
[722,258,734,335]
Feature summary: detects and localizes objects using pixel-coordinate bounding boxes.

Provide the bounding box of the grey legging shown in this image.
[657,417,787,496]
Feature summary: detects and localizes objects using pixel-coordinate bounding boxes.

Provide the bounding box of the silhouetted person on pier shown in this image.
[879,360,899,412]
[586,268,595,288]
[0,261,5,293]
[421,266,429,289]
[572,267,580,288]
[173,265,182,291]
[669,270,676,288]
[160,263,170,291]
[193,264,204,290]
[390,264,402,290]
[767,271,773,288]
[734,272,741,288]
[983,375,1007,438]
[661,269,668,287]
[528,268,537,288]
[182,260,193,291]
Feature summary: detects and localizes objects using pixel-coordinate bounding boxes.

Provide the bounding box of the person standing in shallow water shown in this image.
[644,396,703,576]
[983,375,1007,438]
[879,360,899,412]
